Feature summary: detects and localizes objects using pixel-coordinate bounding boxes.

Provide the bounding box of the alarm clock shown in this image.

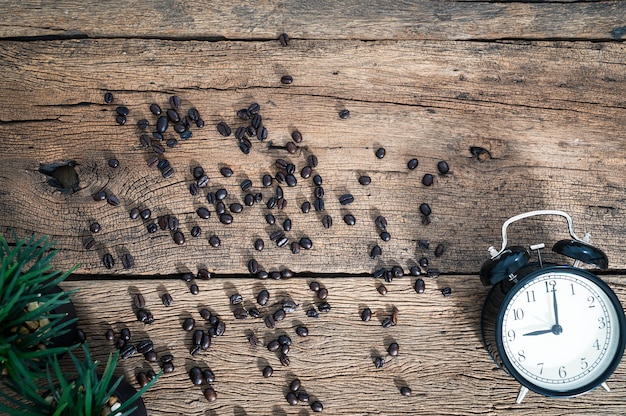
[480,210,626,403]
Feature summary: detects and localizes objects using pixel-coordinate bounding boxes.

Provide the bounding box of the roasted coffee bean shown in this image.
[361,307,372,322]
[201,368,215,384]
[279,219,291,232]
[106,194,120,207]
[273,309,286,322]
[312,174,322,186]
[321,214,332,229]
[172,231,185,245]
[239,178,253,192]
[282,173,295,187]
[278,32,290,46]
[277,236,289,247]
[380,231,391,242]
[299,237,312,249]
[258,126,268,140]
[339,109,350,119]
[422,173,434,186]
[190,284,199,295]
[115,106,129,116]
[291,130,302,143]
[377,285,387,295]
[102,253,114,269]
[208,235,220,247]
[248,333,260,347]
[197,309,211,321]
[392,265,404,277]
[420,203,432,216]
[248,307,261,319]
[133,293,146,309]
[156,116,168,133]
[237,108,250,120]
[339,194,354,205]
[257,289,269,306]
[82,237,96,250]
[255,192,263,202]
[169,95,181,109]
[295,326,309,337]
[275,158,288,170]
[190,226,201,238]
[251,114,262,129]
[290,242,301,254]
[149,103,161,115]
[136,208,151,220]
[246,258,259,275]
[215,201,225,215]
[381,317,393,328]
[196,269,211,280]
[358,175,371,185]
[281,75,293,84]
[270,271,282,280]
[162,362,175,373]
[409,266,422,278]
[136,309,151,324]
[277,335,292,347]
[301,201,311,213]
[121,344,137,360]
[186,107,199,121]
[104,92,113,103]
[219,213,233,224]
[370,245,382,259]
[136,339,154,354]
[189,367,203,385]
[282,299,297,312]
[189,182,199,196]
[305,154,318,168]
[286,141,298,154]
[267,339,280,352]
[254,238,264,251]
[196,207,210,220]
[314,198,324,212]
[441,287,452,297]
[159,354,174,366]
[166,108,180,123]
[243,193,254,206]
[146,222,157,233]
[318,302,331,313]
[174,123,186,133]
[139,134,151,147]
[157,159,170,171]
[115,337,126,349]
[311,401,324,412]
[280,354,290,366]
[233,307,248,319]
[373,215,387,230]
[338,214,355,227]
[375,147,386,159]
[373,268,387,279]
[197,175,210,188]
[107,158,120,169]
[316,287,328,301]
[215,188,228,200]
[437,160,450,174]
[159,292,173,306]
[264,314,276,329]
[300,165,312,179]
[261,174,272,187]
[144,351,157,362]
[314,186,324,199]
[192,166,205,179]
[165,138,178,148]
[262,366,273,378]
[216,121,232,137]
[419,257,429,268]
[400,386,412,397]
[257,271,269,279]
[434,243,444,257]
[387,342,399,357]
[230,203,243,213]
[407,158,419,170]
[105,329,115,341]
[275,172,286,183]
[306,307,320,318]
[230,294,243,305]
[192,330,204,347]
[269,230,283,241]
[385,270,394,283]
[152,132,163,141]
[286,392,298,406]
[161,166,174,178]
[119,327,131,341]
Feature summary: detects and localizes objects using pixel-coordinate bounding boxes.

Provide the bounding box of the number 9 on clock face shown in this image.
[497,267,626,396]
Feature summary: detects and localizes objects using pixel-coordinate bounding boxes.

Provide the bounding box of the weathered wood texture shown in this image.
[59,275,626,415]
[1,1,625,41]
[0,39,624,274]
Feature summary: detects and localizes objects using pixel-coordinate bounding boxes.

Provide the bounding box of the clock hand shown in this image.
[523,329,553,336]
[553,289,559,327]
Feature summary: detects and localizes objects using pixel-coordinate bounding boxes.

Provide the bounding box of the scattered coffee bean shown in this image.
[290,241,301,254]
[146,222,157,233]
[309,281,320,292]
[313,174,322,186]
[410,266,422,277]
[295,326,308,337]
[156,116,168,133]
[233,307,248,319]
[264,314,276,329]
[169,95,181,109]
[437,160,450,174]
[279,33,290,46]
[419,257,429,268]
[380,231,391,242]
[281,75,294,84]
[193,330,204,346]
[361,307,372,322]
[311,401,324,412]
[374,215,387,230]
[339,194,354,205]
[115,106,129,116]
[173,231,185,245]
[419,203,432,216]
[144,351,157,362]
[422,173,434,186]
[286,392,298,406]
[105,329,115,341]
[358,175,371,185]
[441,287,452,297]
[248,259,259,275]
[136,119,149,131]
[407,158,419,170]
[192,166,205,179]
[388,342,399,357]
[377,285,387,295]
[262,366,273,378]
[370,245,382,259]
[254,238,265,251]
[306,308,319,318]
[435,243,444,257]
[282,300,298,313]
[286,141,298,154]
[196,207,211,220]
[343,214,356,226]
[273,309,286,322]
[321,214,332,229]
[285,174,297,187]
[106,194,120,207]
[189,182,200,196]
[119,328,131,341]
[103,92,113,103]
[248,307,261,318]
[83,237,96,250]
[314,198,325,212]
[108,158,119,168]
[338,109,350,119]
[120,344,136,359]
[102,253,114,269]
[301,201,311,213]
[299,237,313,250]
[318,302,331,312]
[209,235,221,247]
[182,317,195,331]
[382,317,393,328]
[317,287,328,300]
[400,386,412,397]
[162,362,175,373]
[267,339,280,352]
[149,103,161,115]
[190,284,199,295]
[136,339,154,354]
[257,289,269,306]
[280,354,290,366]
[216,121,232,137]
[189,367,203,385]
[133,293,146,309]
[190,226,201,238]
[375,147,386,159]
[219,213,233,224]
[301,165,312,179]
[230,202,243,213]
[161,292,173,306]
[230,294,243,305]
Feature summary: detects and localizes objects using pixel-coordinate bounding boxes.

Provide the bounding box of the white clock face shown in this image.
[500,271,622,392]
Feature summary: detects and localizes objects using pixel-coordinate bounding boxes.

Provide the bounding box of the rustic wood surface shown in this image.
[1,1,626,415]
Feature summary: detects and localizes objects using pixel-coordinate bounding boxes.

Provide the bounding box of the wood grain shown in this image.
[0,39,624,274]
[58,275,626,415]
[1,1,625,41]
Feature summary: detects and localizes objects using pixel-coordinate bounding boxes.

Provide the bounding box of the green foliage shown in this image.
[0,344,161,416]
[0,231,78,376]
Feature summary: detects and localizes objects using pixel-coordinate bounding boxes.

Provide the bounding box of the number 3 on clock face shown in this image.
[498,269,624,396]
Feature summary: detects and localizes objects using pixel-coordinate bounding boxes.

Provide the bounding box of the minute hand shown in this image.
[553,288,559,326]
[523,329,553,336]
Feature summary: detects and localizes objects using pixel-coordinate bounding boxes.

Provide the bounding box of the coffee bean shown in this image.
[290,241,301,254]
[240,179,253,192]
[104,329,115,342]
[301,201,311,213]
[419,203,431,216]
[262,366,273,378]
[374,215,387,230]
[314,198,324,212]
[169,95,181,109]
[419,257,429,268]
[375,148,386,159]
[102,253,114,269]
[380,231,391,242]
[313,186,324,199]
[434,243,444,257]
[311,401,324,412]
[318,302,331,312]
[313,174,322,186]
[275,172,286,183]
[437,160,450,174]
[162,362,175,373]
[256,289,269,306]
[387,342,399,357]
[196,207,210,220]
[106,194,120,207]
[407,158,419,170]
[317,287,329,300]
[216,121,232,137]
[400,386,412,397]
[219,213,233,224]
[157,292,172,307]
[188,182,199,196]
[422,173,434,186]
[161,165,174,178]
[243,193,255,206]
[189,226,201,238]
[166,109,180,124]
[230,202,243,214]
[377,285,387,295]
[136,339,154,354]
[172,231,185,245]
[215,188,227,200]
[392,266,404,278]
[106,158,120,169]
[286,141,298,154]
[300,166,312,179]
[155,116,168,133]
[196,175,209,188]
[190,284,199,295]
[254,239,265,252]
[306,308,319,318]
[307,154,318,168]
[230,294,243,305]
[279,354,290,366]
[149,103,161,115]
[291,130,302,143]
[216,201,225,215]
[189,367,203,385]
[299,237,312,249]
[286,392,298,406]
[119,328,131,342]
[164,138,178,148]
[144,351,157,362]
[370,245,382,259]
[207,235,219,247]
[266,197,277,209]
[104,92,113,103]
[182,317,195,332]
[441,287,452,297]
[258,126,268,141]
[361,307,372,322]
[278,32,290,46]
[251,114,262,129]
[248,258,259,275]
[169,216,179,231]
[137,208,151,220]
[339,109,350,119]
[233,307,248,319]
[339,194,354,205]
[146,222,157,233]
[120,344,137,359]
[281,75,293,84]
[285,174,297,187]
[157,159,170,171]
[381,317,393,328]
[264,314,275,329]
[237,108,250,120]
[385,270,394,283]
[82,237,96,250]
[267,339,280,352]
[133,293,145,309]
[295,326,308,337]
[278,334,292,346]
[321,214,332,229]
[358,175,371,185]
[139,134,151,147]
[273,309,286,322]
[115,106,129,116]
[191,166,204,180]
[282,218,292,232]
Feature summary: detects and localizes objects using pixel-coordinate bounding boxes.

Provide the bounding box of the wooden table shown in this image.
[1,1,626,414]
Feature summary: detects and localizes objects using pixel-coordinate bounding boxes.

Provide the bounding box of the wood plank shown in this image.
[58,275,626,415]
[0,39,624,274]
[1,1,625,41]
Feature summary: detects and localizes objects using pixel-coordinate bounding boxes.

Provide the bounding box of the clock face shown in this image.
[498,268,625,395]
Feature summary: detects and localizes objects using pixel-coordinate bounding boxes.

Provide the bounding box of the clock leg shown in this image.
[516,386,529,404]
[601,382,610,392]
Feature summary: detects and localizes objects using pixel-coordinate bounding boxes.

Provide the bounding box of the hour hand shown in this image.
[523,329,553,336]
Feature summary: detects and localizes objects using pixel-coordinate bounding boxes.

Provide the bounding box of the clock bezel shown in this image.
[494,265,626,398]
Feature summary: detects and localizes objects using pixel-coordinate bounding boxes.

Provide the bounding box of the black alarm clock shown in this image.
[480,210,626,403]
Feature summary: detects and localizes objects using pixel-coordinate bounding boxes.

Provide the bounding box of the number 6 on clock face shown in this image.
[496,267,625,397]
